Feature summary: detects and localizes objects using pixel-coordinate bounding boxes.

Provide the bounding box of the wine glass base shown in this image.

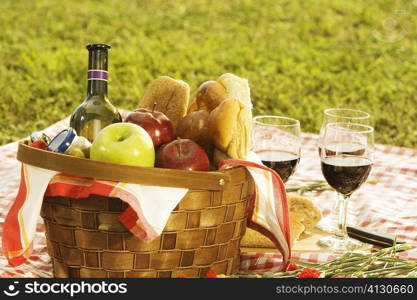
[318,235,362,251]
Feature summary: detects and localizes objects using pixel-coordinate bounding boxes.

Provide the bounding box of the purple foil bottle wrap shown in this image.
[88,70,108,81]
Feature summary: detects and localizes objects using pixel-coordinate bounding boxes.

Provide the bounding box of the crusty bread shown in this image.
[217,73,252,109]
[139,76,190,131]
[240,212,306,248]
[240,195,322,248]
[193,74,251,114]
[208,98,252,159]
[240,228,274,248]
[196,80,228,112]
[187,99,198,114]
[287,193,322,231]
[289,212,305,245]
[176,110,212,153]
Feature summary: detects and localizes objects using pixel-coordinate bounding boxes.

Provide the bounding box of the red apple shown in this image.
[30,140,48,150]
[125,107,174,148]
[156,138,210,171]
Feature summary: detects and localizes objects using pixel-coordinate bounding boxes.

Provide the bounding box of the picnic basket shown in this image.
[17,142,254,278]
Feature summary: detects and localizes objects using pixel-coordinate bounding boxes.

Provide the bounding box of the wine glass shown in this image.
[318,122,374,251]
[252,116,301,183]
[317,108,371,233]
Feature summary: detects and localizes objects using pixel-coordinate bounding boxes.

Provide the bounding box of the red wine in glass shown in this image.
[321,156,372,196]
[257,150,300,183]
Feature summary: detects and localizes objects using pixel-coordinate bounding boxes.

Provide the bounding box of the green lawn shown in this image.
[0,0,416,148]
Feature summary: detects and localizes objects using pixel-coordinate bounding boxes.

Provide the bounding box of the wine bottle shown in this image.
[70,43,122,142]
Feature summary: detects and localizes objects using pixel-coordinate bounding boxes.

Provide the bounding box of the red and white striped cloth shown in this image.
[2,167,189,266]
[0,116,416,277]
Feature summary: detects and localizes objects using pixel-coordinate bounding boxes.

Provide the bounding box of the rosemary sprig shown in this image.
[286,180,331,194]
[221,244,416,278]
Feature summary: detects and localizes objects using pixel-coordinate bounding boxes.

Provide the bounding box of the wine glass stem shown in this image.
[335,194,350,239]
[332,191,341,221]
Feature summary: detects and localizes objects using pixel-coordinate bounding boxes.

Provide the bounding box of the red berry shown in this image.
[287,262,299,271]
[298,268,321,278]
[30,140,48,150]
[206,270,217,278]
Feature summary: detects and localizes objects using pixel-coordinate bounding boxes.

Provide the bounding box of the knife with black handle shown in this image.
[347,225,407,248]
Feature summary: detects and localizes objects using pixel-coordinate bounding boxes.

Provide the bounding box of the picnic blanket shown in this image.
[1,118,416,277]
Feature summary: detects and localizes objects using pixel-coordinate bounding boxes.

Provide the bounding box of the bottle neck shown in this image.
[87,49,108,97]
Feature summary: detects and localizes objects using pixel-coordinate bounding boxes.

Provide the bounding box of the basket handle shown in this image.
[17,142,232,190]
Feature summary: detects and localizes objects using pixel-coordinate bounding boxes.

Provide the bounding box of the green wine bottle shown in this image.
[70,44,122,142]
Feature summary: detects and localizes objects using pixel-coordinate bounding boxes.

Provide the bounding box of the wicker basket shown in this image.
[17,142,254,278]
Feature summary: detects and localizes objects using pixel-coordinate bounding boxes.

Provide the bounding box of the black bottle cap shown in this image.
[86,44,111,51]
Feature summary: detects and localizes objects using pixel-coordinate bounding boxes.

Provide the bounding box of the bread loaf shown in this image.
[196,80,228,112]
[187,100,199,114]
[139,76,190,131]
[176,110,212,153]
[240,228,274,249]
[287,193,322,231]
[192,73,251,114]
[217,73,252,109]
[208,98,252,159]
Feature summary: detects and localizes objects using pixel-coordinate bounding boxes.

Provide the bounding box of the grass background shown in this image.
[0,0,416,147]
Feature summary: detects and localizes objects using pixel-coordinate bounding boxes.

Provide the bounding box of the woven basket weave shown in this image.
[17,142,254,278]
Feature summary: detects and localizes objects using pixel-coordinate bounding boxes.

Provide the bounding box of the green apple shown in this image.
[90,123,155,167]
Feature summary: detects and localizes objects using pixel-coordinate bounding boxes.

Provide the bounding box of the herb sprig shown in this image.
[220,244,417,278]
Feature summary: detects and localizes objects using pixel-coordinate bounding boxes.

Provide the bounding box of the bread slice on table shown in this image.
[240,228,274,249]
[240,194,322,249]
[289,212,305,245]
[287,193,322,232]
[240,212,305,248]
[139,76,190,132]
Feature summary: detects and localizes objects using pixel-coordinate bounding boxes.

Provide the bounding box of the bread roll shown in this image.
[139,76,190,131]
[176,110,212,153]
[217,73,252,109]
[208,98,252,159]
[187,100,198,114]
[196,80,228,112]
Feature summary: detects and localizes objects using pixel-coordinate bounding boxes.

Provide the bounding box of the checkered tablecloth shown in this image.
[1,118,416,277]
